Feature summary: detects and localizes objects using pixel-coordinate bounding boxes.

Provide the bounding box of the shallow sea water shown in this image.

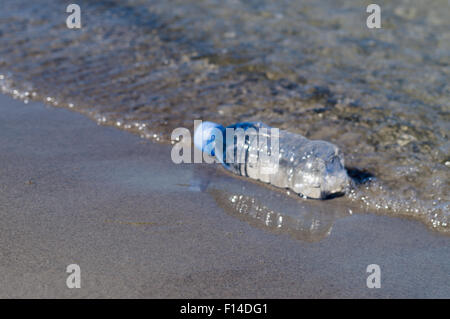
[0,0,448,233]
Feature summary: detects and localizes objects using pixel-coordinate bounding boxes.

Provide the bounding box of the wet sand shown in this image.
[0,93,449,298]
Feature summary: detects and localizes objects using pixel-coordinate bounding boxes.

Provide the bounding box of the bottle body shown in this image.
[195,121,350,199]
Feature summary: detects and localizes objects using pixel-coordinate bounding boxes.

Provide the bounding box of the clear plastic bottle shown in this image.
[194,121,350,199]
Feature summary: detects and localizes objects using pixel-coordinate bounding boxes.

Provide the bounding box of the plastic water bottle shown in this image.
[194,121,350,199]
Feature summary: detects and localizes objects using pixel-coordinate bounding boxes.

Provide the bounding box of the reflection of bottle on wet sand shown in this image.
[209,188,346,242]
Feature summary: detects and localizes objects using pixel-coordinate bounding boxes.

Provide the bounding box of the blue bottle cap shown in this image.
[194,121,224,156]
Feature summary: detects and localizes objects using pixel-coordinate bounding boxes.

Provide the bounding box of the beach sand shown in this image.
[0,93,448,298]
